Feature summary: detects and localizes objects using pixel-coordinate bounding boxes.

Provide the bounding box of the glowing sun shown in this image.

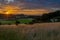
[3,5,20,15]
[5,11,9,14]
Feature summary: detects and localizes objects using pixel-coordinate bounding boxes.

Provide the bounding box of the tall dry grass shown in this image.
[0,22,60,40]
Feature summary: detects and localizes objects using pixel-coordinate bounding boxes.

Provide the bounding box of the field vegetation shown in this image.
[0,19,34,25]
[0,22,60,40]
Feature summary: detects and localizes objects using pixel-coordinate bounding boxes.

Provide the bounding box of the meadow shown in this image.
[18,19,33,24]
[0,19,33,24]
[0,22,60,40]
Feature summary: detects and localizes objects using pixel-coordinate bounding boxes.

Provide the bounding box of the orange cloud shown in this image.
[19,9,50,15]
[0,5,50,15]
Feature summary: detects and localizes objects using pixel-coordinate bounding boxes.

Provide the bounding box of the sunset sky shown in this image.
[0,0,60,15]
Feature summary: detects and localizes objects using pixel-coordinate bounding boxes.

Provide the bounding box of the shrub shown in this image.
[15,20,20,25]
[0,22,2,25]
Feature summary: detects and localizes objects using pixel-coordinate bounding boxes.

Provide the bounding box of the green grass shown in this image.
[0,19,33,24]
[18,19,33,24]
[0,20,16,24]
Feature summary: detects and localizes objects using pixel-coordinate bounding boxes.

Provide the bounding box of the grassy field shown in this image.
[0,19,33,24]
[0,22,60,40]
[18,19,33,24]
[0,20,16,24]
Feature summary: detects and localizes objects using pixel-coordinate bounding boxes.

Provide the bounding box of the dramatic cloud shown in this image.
[0,0,60,15]
[0,0,60,9]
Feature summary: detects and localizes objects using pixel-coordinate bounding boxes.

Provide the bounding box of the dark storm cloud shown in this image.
[23,0,60,9]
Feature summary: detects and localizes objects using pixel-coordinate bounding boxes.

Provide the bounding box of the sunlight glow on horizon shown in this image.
[0,5,50,15]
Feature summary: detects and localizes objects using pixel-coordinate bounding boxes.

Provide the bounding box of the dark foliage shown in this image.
[41,10,60,22]
[0,22,2,25]
[15,20,20,25]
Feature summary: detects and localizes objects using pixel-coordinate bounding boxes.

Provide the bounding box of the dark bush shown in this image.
[15,20,20,25]
[8,23,11,25]
[0,22,2,25]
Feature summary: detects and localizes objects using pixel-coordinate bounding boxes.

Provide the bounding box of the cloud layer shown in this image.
[0,0,60,15]
[0,0,60,9]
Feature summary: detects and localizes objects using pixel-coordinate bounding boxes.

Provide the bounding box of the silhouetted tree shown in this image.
[41,10,60,22]
[41,14,49,22]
